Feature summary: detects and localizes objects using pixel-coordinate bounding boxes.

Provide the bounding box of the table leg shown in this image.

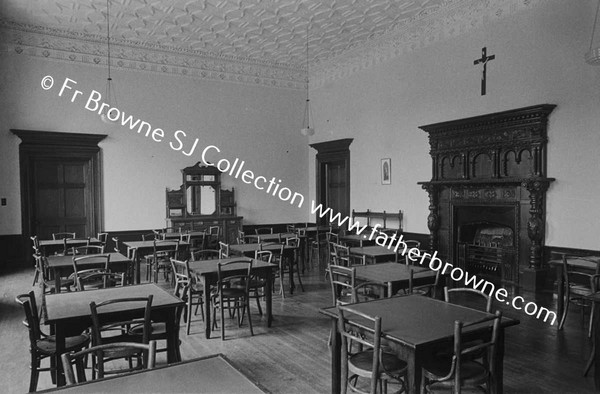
[289,252,296,295]
[556,266,564,325]
[265,268,273,327]
[53,324,66,386]
[54,269,62,294]
[202,277,212,339]
[330,318,341,394]
[165,309,182,363]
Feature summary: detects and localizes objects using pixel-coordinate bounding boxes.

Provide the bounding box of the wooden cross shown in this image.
[473,47,495,95]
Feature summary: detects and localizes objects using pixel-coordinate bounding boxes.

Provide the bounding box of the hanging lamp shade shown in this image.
[300,24,315,136]
[100,0,117,123]
[585,0,600,65]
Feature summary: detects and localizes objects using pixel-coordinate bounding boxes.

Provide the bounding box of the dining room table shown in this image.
[122,240,190,284]
[319,295,519,394]
[339,233,375,247]
[39,237,101,256]
[546,254,600,322]
[42,283,184,387]
[188,256,277,339]
[352,262,438,296]
[45,252,134,292]
[37,353,266,393]
[350,245,400,265]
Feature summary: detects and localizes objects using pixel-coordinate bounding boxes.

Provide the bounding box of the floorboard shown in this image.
[0,263,597,393]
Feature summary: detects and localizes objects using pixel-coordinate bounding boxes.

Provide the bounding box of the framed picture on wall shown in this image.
[381,158,391,185]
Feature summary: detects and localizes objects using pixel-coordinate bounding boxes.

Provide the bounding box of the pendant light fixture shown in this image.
[585,0,600,65]
[300,23,315,137]
[100,0,118,123]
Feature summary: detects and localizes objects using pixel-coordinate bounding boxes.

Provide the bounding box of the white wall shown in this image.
[0,53,309,234]
[308,0,600,250]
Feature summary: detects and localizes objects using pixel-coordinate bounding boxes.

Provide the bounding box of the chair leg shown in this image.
[254,289,263,316]
[589,302,595,338]
[220,300,226,340]
[246,300,254,336]
[295,263,305,292]
[558,290,570,330]
[29,354,40,393]
[584,342,595,376]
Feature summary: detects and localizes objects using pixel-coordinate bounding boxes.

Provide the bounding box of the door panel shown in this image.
[325,160,348,218]
[33,159,91,239]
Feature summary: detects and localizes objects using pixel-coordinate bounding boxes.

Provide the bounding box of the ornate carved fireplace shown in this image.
[418,104,555,288]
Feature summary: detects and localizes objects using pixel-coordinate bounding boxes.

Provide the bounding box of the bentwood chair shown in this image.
[211,260,254,340]
[52,232,76,240]
[329,265,356,306]
[147,239,179,283]
[218,241,230,258]
[403,240,421,265]
[170,258,204,335]
[191,249,221,261]
[89,296,153,379]
[70,254,111,291]
[444,286,492,313]
[206,226,221,249]
[284,235,304,292]
[72,244,105,255]
[97,232,109,248]
[337,305,408,394]
[558,254,597,336]
[420,311,502,394]
[61,341,157,385]
[352,282,388,303]
[16,291,90,392]
[255,227,274,235]
[31,236,43,286]
[33,253,75,294]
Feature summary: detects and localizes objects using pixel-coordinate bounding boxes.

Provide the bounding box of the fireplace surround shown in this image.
[418,104,556,289]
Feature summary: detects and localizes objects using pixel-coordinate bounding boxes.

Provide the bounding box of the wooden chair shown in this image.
[211,259,254,340]
[420,311,502,394]
[218,241,230,258]
[72,244,105,255]
[255,227,273,235]
[89,296,153,378]
[286,224,296,233]
[97,232,109,247]
[61,341,157,385]
[337,305,408,394]
[170,258,204,335]
[191,249,221,261]
[408,268,440,298]
[445,286,492,313]
[33,253,75,294]
[352,282,388,303]
[329,265,356,306]
[206,226,221,249]
[70,254,111,291]
[403,240,421,265]
[148,239,179,283]
[326,231,339,265]
[52,232,76,240]
[241,250,271,314]
[310,230,328,269]
[558,254,597,336]
[237,230,247,244]
[31,236,43,285]
[284,235,304,292]
[16,291,90,392]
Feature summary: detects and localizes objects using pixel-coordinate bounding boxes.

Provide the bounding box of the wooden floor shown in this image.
[0,262,597,393]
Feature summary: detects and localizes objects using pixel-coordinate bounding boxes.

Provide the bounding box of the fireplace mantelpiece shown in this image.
[418,104,556,287]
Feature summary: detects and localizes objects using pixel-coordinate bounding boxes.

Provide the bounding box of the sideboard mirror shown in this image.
[166,162,236,219]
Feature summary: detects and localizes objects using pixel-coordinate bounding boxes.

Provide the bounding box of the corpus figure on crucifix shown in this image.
[473,47,495,95]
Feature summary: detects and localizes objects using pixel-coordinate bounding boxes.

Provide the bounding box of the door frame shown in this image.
[310,138,353,226]
[12,129,107,240]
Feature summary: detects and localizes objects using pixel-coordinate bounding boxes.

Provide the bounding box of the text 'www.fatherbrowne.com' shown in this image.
[311,202,558,326]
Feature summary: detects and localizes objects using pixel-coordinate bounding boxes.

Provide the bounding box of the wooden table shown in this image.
[353,262,436,296]
[350,245,399,264]
[37,353,266,393]
[122,240,189,284]
[46,252,134,292]
[229,242,300,294]
[320,295,519,394]
[39,238,101,256]
[547,255,600,321]
[189,257,276,339]
[339,233,374,247]
[43,283,184,386]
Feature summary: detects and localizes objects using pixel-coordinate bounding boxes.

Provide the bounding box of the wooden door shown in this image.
[322,160,348,220]
[310,139,353,229]
[13,130,106,249]
[32,159,91,239]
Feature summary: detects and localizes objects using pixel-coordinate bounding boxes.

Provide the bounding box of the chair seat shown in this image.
[426,382,487,393]
[569,284,593,297]
[422,357,489,387]
[129,322,166,336]
[36,333,90,355]
[218,287,247,298]
[349,350,408,376]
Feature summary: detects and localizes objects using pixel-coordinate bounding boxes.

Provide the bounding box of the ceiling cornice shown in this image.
[0,0,548,90]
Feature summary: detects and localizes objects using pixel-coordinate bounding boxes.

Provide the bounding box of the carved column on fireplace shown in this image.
[422,183,440,252]
[523,179,552,269]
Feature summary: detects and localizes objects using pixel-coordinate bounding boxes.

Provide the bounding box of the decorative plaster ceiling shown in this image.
[0,0,546,88]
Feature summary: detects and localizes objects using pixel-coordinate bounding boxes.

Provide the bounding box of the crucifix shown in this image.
[473,47,495,95]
